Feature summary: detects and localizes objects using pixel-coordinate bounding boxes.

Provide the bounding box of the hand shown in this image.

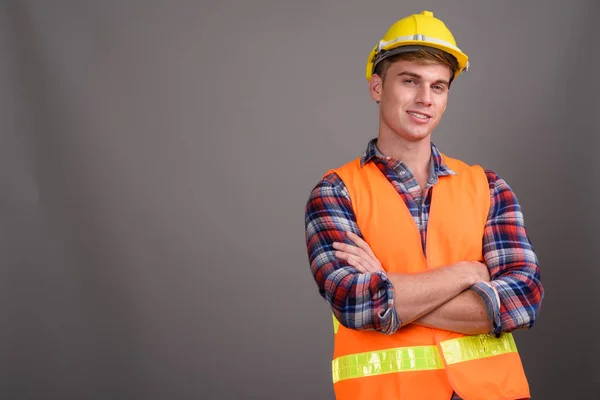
[332,232,384,274]
[456,261,490,285]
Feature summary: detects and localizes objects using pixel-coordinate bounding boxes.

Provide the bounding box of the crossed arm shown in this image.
[333,232,492,335]
[305,171,544,336]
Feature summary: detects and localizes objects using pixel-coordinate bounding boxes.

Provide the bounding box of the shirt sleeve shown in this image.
[305,172,399,334]
[471,170,545,335]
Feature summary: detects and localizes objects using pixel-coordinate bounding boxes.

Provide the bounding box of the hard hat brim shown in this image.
[366,42,469,81]
[373,45,459,74]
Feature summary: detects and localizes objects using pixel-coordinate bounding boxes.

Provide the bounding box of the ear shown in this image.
[369,74,383,103]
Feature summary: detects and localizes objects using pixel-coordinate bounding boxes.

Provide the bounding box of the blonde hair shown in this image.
[373,49,456,85]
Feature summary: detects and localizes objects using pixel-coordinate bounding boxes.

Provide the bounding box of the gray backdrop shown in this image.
[2,1,599,399]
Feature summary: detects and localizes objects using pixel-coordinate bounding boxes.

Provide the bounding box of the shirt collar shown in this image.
[359,138,456,177]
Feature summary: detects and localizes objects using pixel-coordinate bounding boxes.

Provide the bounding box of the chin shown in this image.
[395,131,431,142]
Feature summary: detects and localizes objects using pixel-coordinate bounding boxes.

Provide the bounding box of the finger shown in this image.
[332,241,368,258]
[335,244,376,271]
[346,253,383,274]
[335,250,376,273]
[347,255,370,273]
[336,237,380,272]
[345,233,383,272]
[335,251,369,273]
[345,232,377,259]
[371,262,385,273]
[333,241,381,274]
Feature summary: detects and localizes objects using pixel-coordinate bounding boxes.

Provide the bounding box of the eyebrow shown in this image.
[397,71,450,86]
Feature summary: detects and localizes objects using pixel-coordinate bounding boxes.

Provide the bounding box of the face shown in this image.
[370,60,452,143]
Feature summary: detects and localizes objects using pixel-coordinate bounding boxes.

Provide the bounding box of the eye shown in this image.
[432,84,446,93]
[403,79,416,84]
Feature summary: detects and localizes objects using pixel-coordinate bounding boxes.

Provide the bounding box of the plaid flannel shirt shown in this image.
[304,139,544,337]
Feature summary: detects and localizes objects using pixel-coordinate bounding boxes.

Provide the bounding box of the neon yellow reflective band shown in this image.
[332,314,340,334]
[332,345,444,383]
[440,333,518,365]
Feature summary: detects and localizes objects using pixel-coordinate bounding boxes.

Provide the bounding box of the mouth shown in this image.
[407,111,432,120]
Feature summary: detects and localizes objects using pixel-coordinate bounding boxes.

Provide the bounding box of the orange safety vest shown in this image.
[327,154,530,400]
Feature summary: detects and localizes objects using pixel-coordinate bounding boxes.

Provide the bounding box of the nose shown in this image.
[415,86,433,107]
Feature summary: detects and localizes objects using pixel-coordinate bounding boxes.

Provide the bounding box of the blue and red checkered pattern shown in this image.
[304,139,544,336]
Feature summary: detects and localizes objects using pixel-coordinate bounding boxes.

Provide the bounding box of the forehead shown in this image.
[387,59,452,81]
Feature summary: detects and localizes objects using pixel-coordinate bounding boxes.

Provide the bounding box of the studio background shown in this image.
[2,1,599,399]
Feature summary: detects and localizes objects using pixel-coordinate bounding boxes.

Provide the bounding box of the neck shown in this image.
[376,135,432,175]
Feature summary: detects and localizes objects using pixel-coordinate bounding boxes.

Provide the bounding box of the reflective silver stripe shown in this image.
[378,34,463,53]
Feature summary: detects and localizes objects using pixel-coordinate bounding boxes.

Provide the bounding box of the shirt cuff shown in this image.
[376,272,400,334]
[377,304,399,334]
[471,281,502,335]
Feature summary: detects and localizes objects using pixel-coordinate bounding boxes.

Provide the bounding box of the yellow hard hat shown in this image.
[366,10,469,81]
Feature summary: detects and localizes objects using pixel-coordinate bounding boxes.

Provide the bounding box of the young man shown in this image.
[304,10,544,400]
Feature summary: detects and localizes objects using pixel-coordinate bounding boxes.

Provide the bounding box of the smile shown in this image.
[407,111,431,120]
